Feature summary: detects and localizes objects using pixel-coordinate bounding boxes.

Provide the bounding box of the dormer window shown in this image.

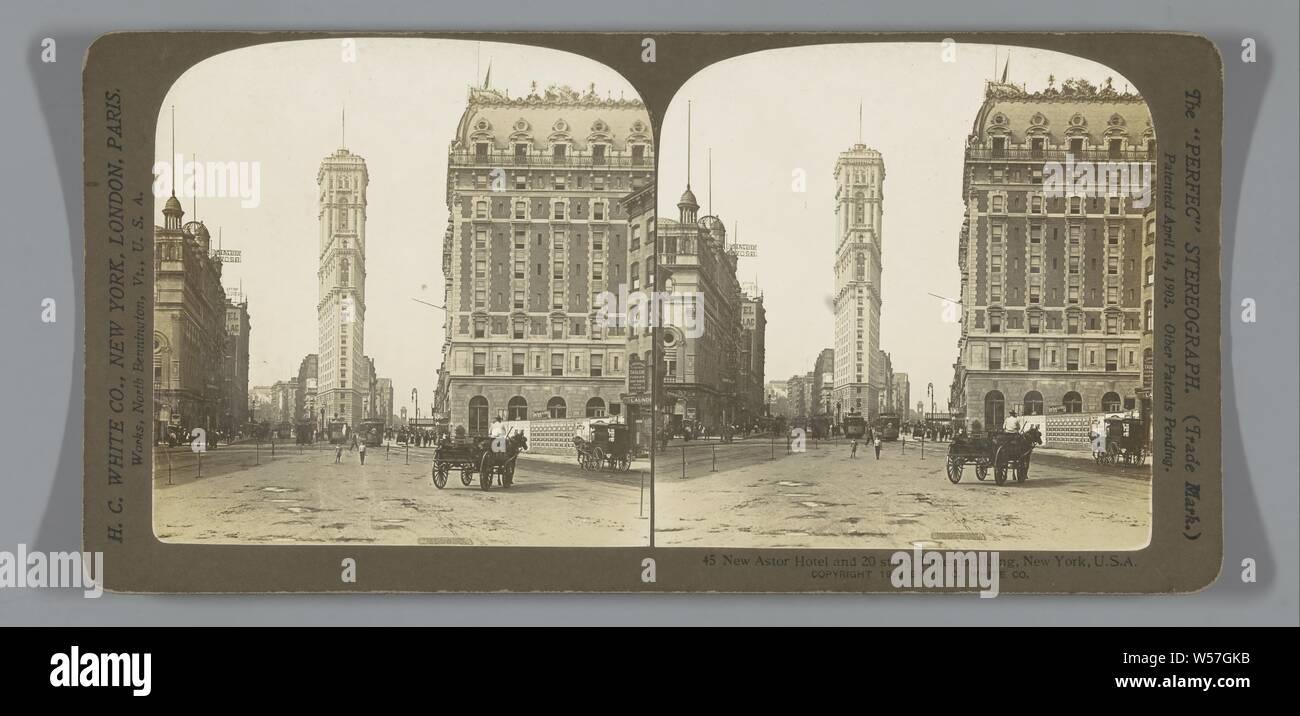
[592,144,606,166]
[992,137,1006,158]
[475,142,490,161]
[632,145,645,165]
[553,144,567,162]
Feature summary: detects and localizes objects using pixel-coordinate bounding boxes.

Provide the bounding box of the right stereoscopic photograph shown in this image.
[651,43,1157,552]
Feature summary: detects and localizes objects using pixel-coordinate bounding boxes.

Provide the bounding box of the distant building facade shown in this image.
[831,143,886,420]
[153,195,227,442]
[222,296,251,433]
[316,145,370,430]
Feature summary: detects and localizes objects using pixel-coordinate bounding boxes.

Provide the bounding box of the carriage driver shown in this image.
[489,416,507,439]
[1002,409,1023,434]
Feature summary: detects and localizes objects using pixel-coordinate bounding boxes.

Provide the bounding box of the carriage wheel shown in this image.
[993,446,1010,485]
[502,462,515,488]
[432,462,449,490]
[946,456,963,484]
[479,455,493,490]
[975,463,989,481]
[460,468,474,486]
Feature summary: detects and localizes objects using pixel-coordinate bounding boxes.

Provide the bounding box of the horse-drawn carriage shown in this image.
[431,431,528,491]
[1093,416,1148,466]
[574,422,632,472]
[946,426,1043,486]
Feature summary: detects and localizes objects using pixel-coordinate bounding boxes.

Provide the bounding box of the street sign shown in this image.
[627,356,647,394]
[213,249,242,263]
[730,243,758,257]
[621,393,652,406]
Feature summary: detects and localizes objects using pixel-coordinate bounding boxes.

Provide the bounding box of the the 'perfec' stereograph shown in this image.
[83,32,1222,593]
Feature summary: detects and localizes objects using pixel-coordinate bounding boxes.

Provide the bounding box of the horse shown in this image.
[475,430,529,490]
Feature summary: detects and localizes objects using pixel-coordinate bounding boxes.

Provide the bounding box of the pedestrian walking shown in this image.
[334,444,343,464]
[358,441,367,465]
[850,439,859,458]
[874,432,882,459]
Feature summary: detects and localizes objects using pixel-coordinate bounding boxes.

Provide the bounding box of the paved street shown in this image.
[654,437,1151,551]
[154,443,649,546]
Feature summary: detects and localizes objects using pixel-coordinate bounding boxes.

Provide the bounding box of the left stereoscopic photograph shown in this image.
[149,38,654,547]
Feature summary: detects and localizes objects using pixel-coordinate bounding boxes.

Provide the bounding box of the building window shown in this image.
[1106,348,1119,372]
[507,396,528,421]
[1102,391,1121,412]
[475,200,488,219]
[513,322,524,339]
[593,201,606,221]
[554,202,566,220]
[1067,348,1080,371]
[473,322,486,338]
[988,346,1002,370]
[984,390,1005,429]
[585,397,606,418]
[547,397,567,419]
[991,223,1003,243]
[472,353,486,376]
[1063,391,1083,413]
[512,353,525,376]
[991,195,1004,213]
[1027,347,1041,370]
[990,314,1002,333]
[1106,314,1119,334]
[1023,390,1043,415]
[550,354,564,377]
[590,353,603,377]
[514,230,526,251]
[468,396,489,434]
[514,201,527,220]
[593,231,605,251]
[1145,300,1153,331]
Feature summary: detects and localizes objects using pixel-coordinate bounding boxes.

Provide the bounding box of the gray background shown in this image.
[2,0,1295,625]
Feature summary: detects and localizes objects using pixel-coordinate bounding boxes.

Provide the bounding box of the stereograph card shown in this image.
[82,31,1222,593]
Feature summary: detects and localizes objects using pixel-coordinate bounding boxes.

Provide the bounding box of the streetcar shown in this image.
[360,419,385,448]
[327,420,349,445]
[872,413,901,441]
[841,410,868,440]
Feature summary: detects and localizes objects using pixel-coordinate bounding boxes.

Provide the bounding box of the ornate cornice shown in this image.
[468,84,645,110]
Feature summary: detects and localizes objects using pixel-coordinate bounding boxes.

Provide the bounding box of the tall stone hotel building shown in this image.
[434,85,653,434]
[832,143,886,420]
[951,78,1155,431]
[316,146,370,430]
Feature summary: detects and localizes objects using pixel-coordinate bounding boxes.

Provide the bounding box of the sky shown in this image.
[656,43,1141,409]
[156,38,637,411]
